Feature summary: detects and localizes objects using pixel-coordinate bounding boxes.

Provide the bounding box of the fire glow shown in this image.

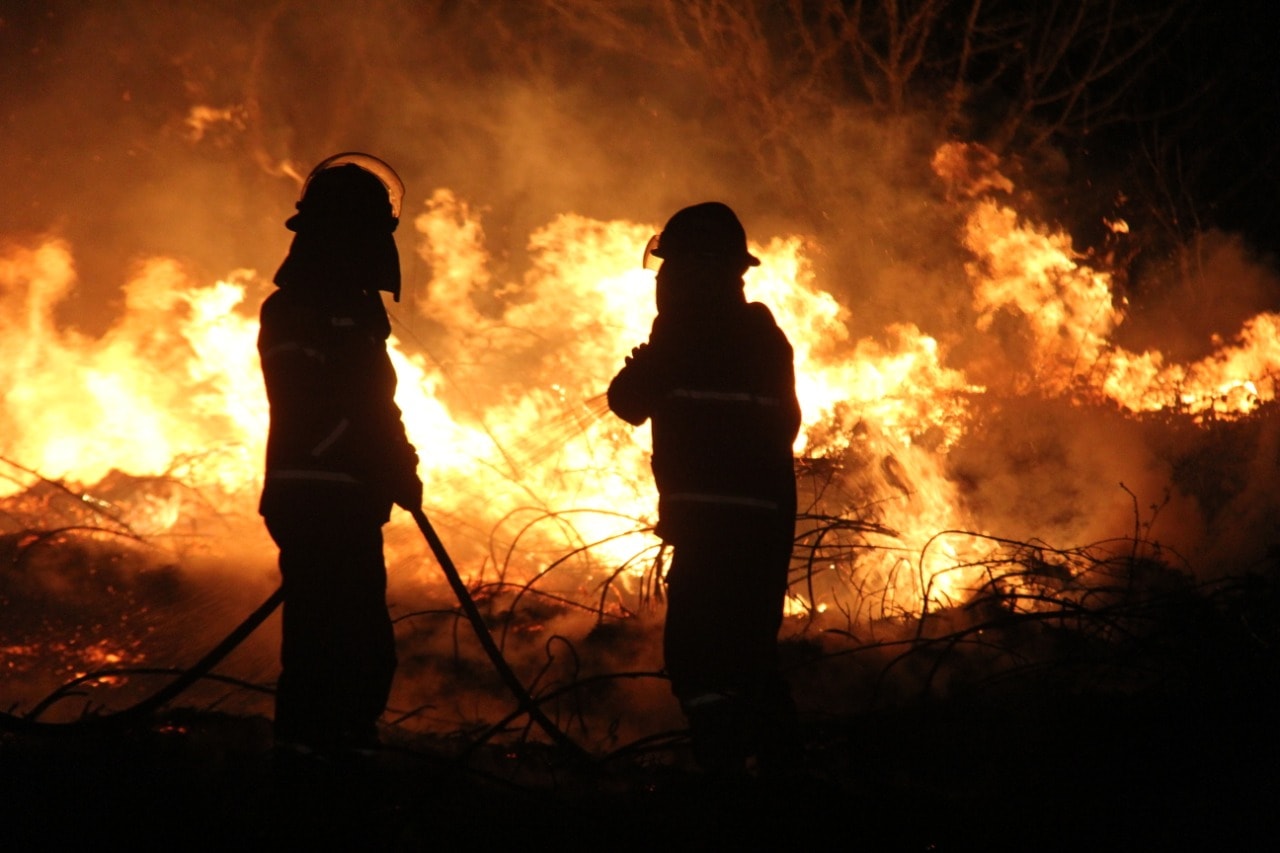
[2,144,1278,628]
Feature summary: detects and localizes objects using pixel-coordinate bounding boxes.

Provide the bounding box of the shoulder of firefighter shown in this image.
[609,301,801,542]
[257,288,420,520]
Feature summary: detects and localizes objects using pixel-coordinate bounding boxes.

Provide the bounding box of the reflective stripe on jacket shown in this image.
[607,299,799,542]
[258,287,417,519]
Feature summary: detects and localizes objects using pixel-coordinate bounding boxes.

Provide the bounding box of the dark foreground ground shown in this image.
[4,550,1279,851]
[3,678,1276,852]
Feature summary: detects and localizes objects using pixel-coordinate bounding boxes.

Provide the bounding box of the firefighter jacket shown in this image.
[258,286,419,523]
[608,297,800,543]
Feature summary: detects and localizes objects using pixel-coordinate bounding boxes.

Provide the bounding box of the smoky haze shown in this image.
[0,1,968,337]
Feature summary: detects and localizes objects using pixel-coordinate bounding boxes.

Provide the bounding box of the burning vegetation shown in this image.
[2,1,1278,847]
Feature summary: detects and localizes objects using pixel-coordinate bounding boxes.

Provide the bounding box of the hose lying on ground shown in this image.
[6,507,587,761]
[410,507,586,759]
[2,586,284,734]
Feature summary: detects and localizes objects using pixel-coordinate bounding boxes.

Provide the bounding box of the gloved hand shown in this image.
[394,472,424,512]
[624,343,649,366]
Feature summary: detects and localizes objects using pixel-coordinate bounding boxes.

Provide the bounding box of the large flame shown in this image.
[4,143,1279,624]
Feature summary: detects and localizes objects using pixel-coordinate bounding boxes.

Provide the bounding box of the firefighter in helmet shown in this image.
[258,152,422,754]
[608,202,801,773]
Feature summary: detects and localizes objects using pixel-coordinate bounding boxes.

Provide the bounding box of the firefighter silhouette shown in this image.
[608,202,801,773]
[258,153,422,754]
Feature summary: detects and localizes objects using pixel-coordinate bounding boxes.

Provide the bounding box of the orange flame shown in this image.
[4,144,1279,621]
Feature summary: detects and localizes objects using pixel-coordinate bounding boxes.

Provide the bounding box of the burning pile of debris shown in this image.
[5,139,1280,758]
[3,460,1276,848]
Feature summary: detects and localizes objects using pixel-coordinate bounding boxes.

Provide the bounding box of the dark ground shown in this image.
[3,522,1277,851]
[3,632,1276,852]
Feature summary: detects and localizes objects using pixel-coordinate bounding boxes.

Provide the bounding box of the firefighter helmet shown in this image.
[643,202,760,271]
[286,152,404,234]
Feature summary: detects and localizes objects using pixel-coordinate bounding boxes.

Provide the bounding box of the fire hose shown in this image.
[3,586,284,733]
[6,507,587,759]
[408,507,585,758]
